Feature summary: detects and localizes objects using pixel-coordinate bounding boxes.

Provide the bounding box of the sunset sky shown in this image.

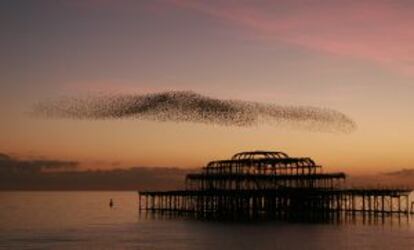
[1,0,414,174]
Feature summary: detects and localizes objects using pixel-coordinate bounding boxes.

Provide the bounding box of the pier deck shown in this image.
[139,188,412,218]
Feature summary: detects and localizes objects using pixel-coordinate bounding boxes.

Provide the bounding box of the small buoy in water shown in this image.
[109,198,114,208]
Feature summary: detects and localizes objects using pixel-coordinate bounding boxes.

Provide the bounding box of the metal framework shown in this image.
[138,150,413,220]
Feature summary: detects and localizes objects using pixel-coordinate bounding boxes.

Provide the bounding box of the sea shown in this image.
[0,191,413,250]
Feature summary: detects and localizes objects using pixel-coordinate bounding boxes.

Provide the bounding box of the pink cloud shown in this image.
[170,0,414,76]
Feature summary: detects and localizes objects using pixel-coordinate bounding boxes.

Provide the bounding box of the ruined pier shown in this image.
[138,151,412,220]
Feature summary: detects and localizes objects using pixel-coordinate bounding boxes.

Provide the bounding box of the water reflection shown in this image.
[140,210,413,227]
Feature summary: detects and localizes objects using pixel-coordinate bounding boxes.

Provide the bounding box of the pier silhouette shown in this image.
[138,151,412,220]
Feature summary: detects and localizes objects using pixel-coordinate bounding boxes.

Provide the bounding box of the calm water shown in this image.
[0,192,413,250]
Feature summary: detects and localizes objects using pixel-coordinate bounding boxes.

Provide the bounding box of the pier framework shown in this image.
[138,151,412,219]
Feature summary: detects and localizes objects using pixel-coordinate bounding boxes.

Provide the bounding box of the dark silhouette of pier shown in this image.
[138,151,413,220]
